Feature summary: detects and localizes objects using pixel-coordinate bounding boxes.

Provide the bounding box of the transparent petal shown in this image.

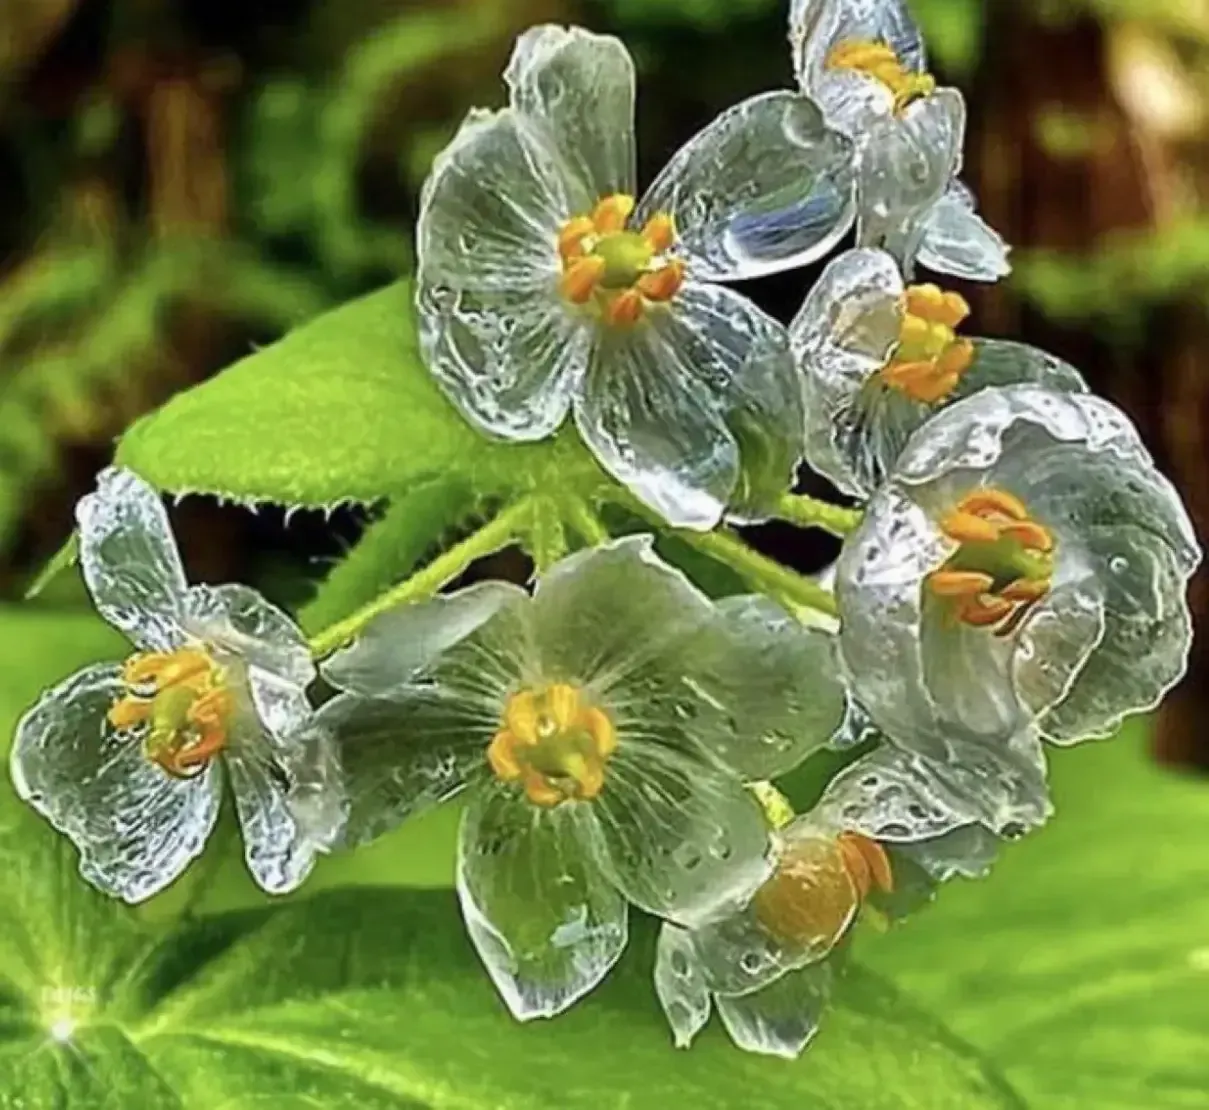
[10,663,221,903]
[576,282,794,530]
[417,276,594,442]
[716,960,833,1060]
[589,741,771,927]
[792,247,903,496]
[505,24,636,198]
[321,582,530,700]
[792,0,925,106]
[654,924,713,1049]
[457,780,628,1021]
[417,107,587,288]
[917,187,1011,281]
[225,714,346,895]
[637,92,855,281]
[960,340,1086,397]
[315,689,497,846]
[688,822,855,996]
[1042,529,1195,743]
[76,467,188,651]
[182,582,315,738]
[857,90,965,274]
[530,536,712,696]
[894,823,1002,882]
[668,595,846,780]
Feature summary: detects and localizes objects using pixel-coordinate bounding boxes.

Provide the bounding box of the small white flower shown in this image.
[792,248,1087,497]
[10,468,344,903]
[654,744,1009,1059]
[317,537,847,1021]
[836,385,1201,764]
[418,24,857,529]
[790,0,1010,280]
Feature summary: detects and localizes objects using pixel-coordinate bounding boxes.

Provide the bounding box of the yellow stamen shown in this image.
[490,685,617,808]
[880,283,977,404]
[926,488,1056,636]
[826,38,936,115]
[109,646,233,779]
[837,831,894,900]
[555,193,682,323]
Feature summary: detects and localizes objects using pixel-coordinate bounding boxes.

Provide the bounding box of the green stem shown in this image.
[775,492,863,537]
[563,497,611,547]
[677,527,839,619]
[307,498,533,658]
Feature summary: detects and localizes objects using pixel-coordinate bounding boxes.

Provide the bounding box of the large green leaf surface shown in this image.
[0,609,1020,1108]
[861,725,1209,1109]
[114,284,607,509]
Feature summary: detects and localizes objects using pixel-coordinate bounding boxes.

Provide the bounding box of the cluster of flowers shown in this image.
[10,0,1199,1061]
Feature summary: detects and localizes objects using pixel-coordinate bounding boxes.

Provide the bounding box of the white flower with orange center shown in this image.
[836,385,1200,768]
[791,248,1088,497]
[10,468,345,903]
[790,0,1009,281]
[416,24,857,529]
[316,537,847,1022]
[654,745,1009,1059]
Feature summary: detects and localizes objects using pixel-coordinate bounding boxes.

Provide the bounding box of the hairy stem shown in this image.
[308,498,533,657]
[775,492,863,537]
[563,497,611,546]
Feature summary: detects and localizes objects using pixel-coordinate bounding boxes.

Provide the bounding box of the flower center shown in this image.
[107,647,233,779]
[880,284,975,404]
[753,831,893,947]
[926,488,1056,636]
[825,39,936,115]
[557,193,684,328]
[487,683,617,807]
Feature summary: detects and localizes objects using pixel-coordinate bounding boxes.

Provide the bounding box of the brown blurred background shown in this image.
[0,0,1205,766]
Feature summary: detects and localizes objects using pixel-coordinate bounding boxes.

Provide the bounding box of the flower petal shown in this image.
[183,582,315,738]
[576,283,796,530]
[857,90,965,273]
[321,582,530,700]
[457,780,628,1020]
[589,741,771,927]
[416,108,594,440]
[716,960,833,1060]
[76,468,188,651]
[315,689,496,846]
[791,0,926,90]
[916,183,1011,281]
[669,595,846,780]
[10,663,221,903]
[637,92,855,281]
[654,924,713,1049]
[505,24,636,198]
[225,716,346,894]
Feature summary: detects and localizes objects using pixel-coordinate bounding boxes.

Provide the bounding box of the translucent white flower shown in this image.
[654,744,1006,1058]
[317,536,846,1020]
[417,24,857,529]
[10,468,345,904]
[792,248,1087,497]
[789,0,1009,280]
[836,385,1201,767]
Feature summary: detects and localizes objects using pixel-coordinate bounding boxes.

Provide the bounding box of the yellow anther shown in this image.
[903,284,970,329]
[826,38,935,115]
[559,256,606,305]
[490,685,617,808]
[926,488,1056,636]
[605,289,645,327]
[558,216,597,264]
[749,781,796,831]
[110,645,233,779]
[591,193,636,234]
[636,260,685,303]
[836,832,894,900]
[880,283,976,404]
[641,212,676,253]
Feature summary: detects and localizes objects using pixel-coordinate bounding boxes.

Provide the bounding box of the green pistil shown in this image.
[944,536,1053,591]
[593,231,653,289]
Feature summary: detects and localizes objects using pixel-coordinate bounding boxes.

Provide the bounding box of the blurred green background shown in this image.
[2,2,1208,777]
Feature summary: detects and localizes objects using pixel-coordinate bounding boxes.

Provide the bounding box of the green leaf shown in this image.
[0,613,1019,1108]
[115,283,607,510]
[862,726,1209,1110]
